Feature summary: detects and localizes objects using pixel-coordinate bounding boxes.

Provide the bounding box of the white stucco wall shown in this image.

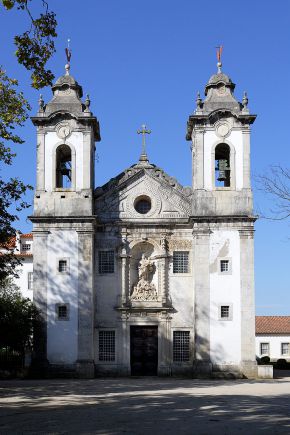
[203,129,244,190]
[14,257,33,300]
[46,229,78,364]
[256,335,290,361]
[44,131,84,191]
[209,229,241,365]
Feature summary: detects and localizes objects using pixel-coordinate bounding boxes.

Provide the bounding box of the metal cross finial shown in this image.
[137,124,151,158]
[216,45,223,73]
[65,38,72,75]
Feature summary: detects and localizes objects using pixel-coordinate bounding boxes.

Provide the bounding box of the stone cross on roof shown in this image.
[137,124,151,162]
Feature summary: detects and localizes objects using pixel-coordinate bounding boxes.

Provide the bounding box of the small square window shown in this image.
[221,305,229,318]
[56,303,69,321]
[260,342,269,355]
[173,251,189,274]
[220,260,229,272]
[99,251,114,274]
[173,331,190,362]
[219,304,233,320]
[99,330,115,361]
[219,258,232,274]
[58,260,68,273]
[27,272,33,290]
[22,244,31,251]
[281,343,289,356]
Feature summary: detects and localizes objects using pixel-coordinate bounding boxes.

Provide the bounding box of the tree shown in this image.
[256,165,290,221]
[0,0,57,280]
[0,278,39,353]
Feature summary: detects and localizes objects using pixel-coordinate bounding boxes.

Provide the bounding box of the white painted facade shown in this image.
[29,63,258,378]
[256,336,290,361]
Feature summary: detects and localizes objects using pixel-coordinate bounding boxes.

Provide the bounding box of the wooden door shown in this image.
[130,326,158,376]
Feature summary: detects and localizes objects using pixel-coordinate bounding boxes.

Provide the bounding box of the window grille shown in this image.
[173,251,189,274]
[57,305,68,320]
[220,260,229,272]
[220,305,230,318]
[58,260,68,272]
[99,251,114,274]
[173,331,190,362]
[22,244,31,251]
[28,272,33,290]
[99,331,115,361]
[281,343,289,356]
[260,342,269,355]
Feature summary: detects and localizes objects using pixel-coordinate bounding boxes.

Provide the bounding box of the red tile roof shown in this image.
[21,233,33,239]
[256,316,290,334]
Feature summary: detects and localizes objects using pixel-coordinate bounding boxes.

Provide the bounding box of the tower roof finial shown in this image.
[216,45,223,73]
[65,38,71,75]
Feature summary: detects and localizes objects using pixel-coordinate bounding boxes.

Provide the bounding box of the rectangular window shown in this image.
[99,331,115,361]
[173,251,189,274]
[99,250,114,274]
[22,244,31,251]
[173,331,190,362]
[56,304,69,320]
[260,342,269,355]
[221,305,230,319]
[281,343,289,356]
[58,260,68,273]
[220,260,229,272]
[27,272,33,290]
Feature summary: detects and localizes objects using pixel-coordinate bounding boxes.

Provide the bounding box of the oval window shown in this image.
[134,196,151,214]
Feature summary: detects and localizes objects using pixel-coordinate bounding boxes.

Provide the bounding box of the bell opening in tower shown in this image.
[56,144,72,188]
[215,143,231,187]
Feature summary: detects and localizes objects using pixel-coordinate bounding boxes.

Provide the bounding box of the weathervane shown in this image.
[137,124,151,160]
[65,38,72,75]
[216,45,223,73]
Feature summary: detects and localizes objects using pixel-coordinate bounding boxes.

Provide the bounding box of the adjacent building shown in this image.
[256,316,290,361]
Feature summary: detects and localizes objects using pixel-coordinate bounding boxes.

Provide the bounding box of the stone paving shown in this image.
[0,375,290,434]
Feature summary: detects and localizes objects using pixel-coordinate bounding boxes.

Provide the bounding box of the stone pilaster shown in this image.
[192,129,205,190]
[36,127,45,192]
[158,311,172,376]
[31,229,49,375]
[242,127,251,189]
[76,228,95,378]
[239,227,257,378]
[192,227,212,375]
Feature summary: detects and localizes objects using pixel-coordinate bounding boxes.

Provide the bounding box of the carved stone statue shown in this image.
[131,254,157,301]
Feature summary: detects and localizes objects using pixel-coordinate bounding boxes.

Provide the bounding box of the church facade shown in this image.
[30,59,258,378]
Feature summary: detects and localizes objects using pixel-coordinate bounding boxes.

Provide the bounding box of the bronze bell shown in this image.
[217,159,229,182]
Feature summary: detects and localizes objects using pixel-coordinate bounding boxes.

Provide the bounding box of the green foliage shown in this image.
[0,68,32,281]
[0,278,39,351]
[1,0,57,89]
[0,1,57,281]
[260,356,270,365]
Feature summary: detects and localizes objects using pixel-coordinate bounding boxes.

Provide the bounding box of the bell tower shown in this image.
[30,57,100,378]
[186,56,256,216]
[187,54,258,378]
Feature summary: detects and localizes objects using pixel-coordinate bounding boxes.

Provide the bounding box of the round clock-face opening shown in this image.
[134,196,151,214]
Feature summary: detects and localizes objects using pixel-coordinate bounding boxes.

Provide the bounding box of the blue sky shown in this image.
[0,0,289,314]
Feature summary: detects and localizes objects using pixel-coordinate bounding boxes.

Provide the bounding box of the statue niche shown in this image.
[131,254,157,301]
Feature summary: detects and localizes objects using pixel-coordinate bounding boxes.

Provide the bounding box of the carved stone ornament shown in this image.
[215,122,230,138]
[131,254,158,301]
[56,122,71,140]
[168,239,192,251]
